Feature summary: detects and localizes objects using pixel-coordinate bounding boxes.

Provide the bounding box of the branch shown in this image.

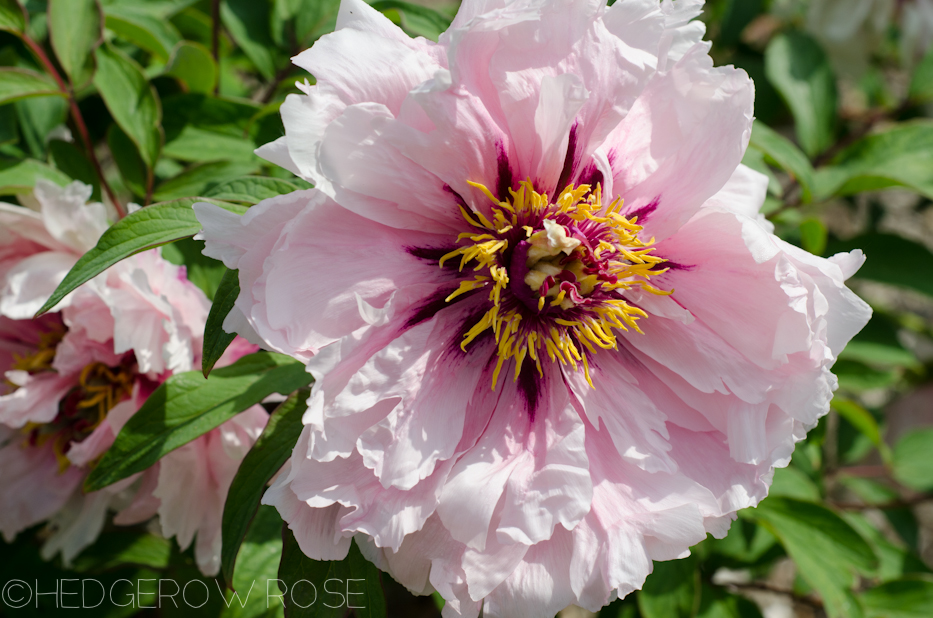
[20,34,125,218]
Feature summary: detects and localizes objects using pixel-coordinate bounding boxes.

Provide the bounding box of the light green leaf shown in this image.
[831,398,890,462]
[202,268,240,377]
[0,68,64,105]
[764,31,837,157]
[164,40,216,94]
[36,197,244,316]
[861,577,933,618]
[162,125,258,163]
[103,0,200,20]
[814,121,933,201]
[825,233,933,299]
[909,46,933,103]
[892,428,933,492]
[748,121,815,202]
[153,160,260,201]
[204,176,301,204]
[751,497,876,618]
[0,157,70,193]
[71,532,172,572]
[294,0,340,44]
[104,4,182,61]
[48,0,103,87]
[94,43,163,168]
[85,351,312,492]
[638,555,698,618]
[222,390,307,587]
[800,217,827,255]
[0,0,27,33]
[222,506,285,618]
[769,466,821,502]
[221,0,277,80]
[370,0,452,40]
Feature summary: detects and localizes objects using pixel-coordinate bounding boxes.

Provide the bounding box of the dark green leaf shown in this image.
[814,121,933,200]
[860,577,933,618]
[909,46,933,103]
[697,584,763,618]
[15,95,68,159]
[825,233,933,299]
[370,0,452,40]
[0,68,64,105]
[748,121,815,202]
[203,268,240,376]
[71,532,172,572]
[638,555,698,618]
[153,160,260,201]
[164,41,216,94]
[294,0,340,44]
[278,532,386,618]
[48,138,99,199]
[104,4,182,61]
[221,0,277,80]
[831,398,890,462]
[719,0,763,48]
[222,390,308,587]
[94,43,163,168]
[0,157,70,193]
[36,197,244,316]
[48,0,103,87]
[204,176,301,204]
[843,512,930,583]
[0,104,18,146]
[107,123,147,197]
[0,0,27,33]
[86,351,312,492]
[159,236,226,299]
[105,0,201,20]
[764,30,837,157]
[751,497,876,618]
[892,428,933,492]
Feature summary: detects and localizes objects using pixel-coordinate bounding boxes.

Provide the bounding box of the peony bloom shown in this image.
[196,0,872,614]
[0,180,267,574]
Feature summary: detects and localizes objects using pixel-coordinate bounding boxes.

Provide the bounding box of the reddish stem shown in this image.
[21,34,125,218]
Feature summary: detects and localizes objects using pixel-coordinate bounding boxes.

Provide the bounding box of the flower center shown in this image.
[441,181,671,389]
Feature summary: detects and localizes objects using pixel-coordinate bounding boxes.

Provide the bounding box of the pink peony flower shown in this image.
[0,181,267,574]
[196,0,872,614]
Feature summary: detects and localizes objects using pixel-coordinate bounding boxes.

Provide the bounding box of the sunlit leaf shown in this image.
[164,40,216,94]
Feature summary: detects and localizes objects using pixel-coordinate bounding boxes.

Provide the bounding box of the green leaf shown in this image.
[768,465,821,502]
[204,176,301,204]
[203,268,240,376]
[160,237,226,300]
[697,584,764,618]
[221,0,277,80]
[825,233,933,299]
[764,30,837,157]
[293,0,340,44]
[843,512,931,583]
[799,217,827,255]
[86,351,312,492]
[104,4,182,61]
[107,123,147,197]
[48,138,100,199]
[0,157,70,193]
[224,505,286,618]
[748,121,815,202]
[909,46,933,103]
[222,390,307,587]
[861,577,933,618]
[751,497,876,618]
[104,0,201,20]
[814,121,933,201]
[278,533,387,618]
[892,428,933,492]
[36,197,244,316]
[48,0,103,88]
[164,40,216,94]
[153,160,260,201]
[0,0,27,33]
[831,398,890,462]
[719,0,763,48]
[638,555,698,618]
[71,532,172,572]
[0,68,64,105]
[94,43,163,169]
[370,0,452,40]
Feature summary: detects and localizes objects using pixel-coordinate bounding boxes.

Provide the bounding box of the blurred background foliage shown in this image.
[1,0,933,616]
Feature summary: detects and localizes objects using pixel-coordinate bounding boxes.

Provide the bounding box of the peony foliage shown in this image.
[1,0,933,617]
